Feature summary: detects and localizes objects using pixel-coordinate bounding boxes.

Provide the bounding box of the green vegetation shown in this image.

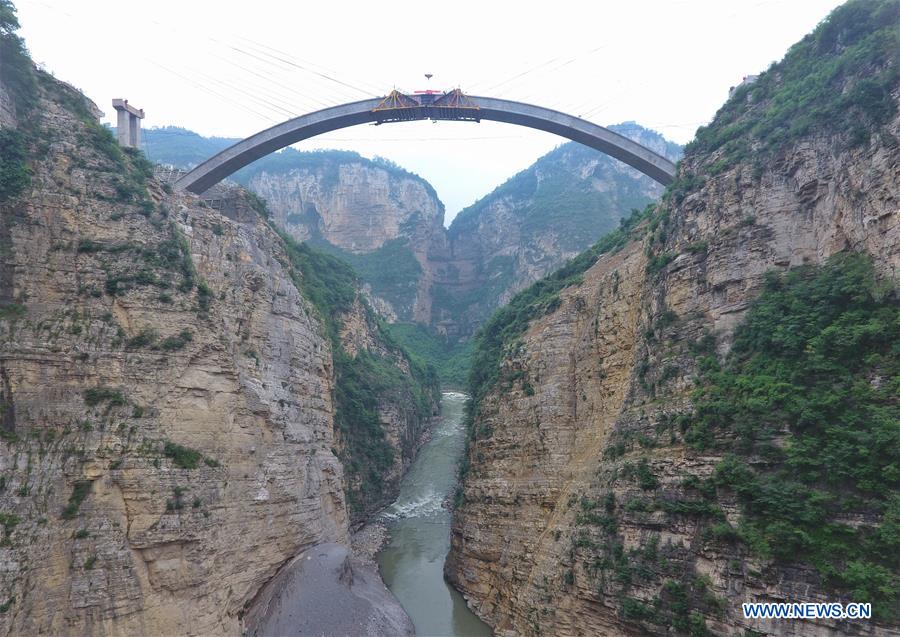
[468,205,654,411]
[686,252,899,620]
[0,128,30,202]
[148,230,196,289]
[103,224,196,297]
[278,231,438,516]
[83,387,125,407]
[158,329,193,351]
[687,0,899,174]
[163,440,203,470]
[61,481,91,518]
[332,348,401,508]
[386,323,473,388]
[0,303,25,320]
[645,252,675,276]
[634,459,659,491]
[0,0,36,116]
[0,1,34,202]
[571,493,717,635]
[166,487,186,511]
[76,239,105,253]
[279,235,358,333]
[125,329,157,349]
[310,238,422,319]
[0,512,20,544]
[196,280,212,312]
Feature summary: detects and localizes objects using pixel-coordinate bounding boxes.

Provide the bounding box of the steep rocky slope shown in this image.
[430,125,681,338]
[278,237,440,521]
[0,17,434,634]
[143,124,681,341]
[447,2,899,636]
[145,133,448,324]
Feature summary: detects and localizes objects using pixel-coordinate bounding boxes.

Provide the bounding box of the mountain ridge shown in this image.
[142,123,682,340]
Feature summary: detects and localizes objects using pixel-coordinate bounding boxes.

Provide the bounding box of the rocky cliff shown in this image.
[144,134,449,324]
[287,246,441,522]
[246,152,448,324]
[142,125,681,341]
[447,2,899,636]
[0,20,433,634]
[431,125,682,338]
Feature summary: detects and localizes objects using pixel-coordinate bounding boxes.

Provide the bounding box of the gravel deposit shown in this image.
[242,543,413,637]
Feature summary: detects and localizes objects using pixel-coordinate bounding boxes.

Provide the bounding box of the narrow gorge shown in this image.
[0,0,898,636]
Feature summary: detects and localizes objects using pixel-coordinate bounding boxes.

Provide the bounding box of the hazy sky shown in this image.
[16,0,843,223]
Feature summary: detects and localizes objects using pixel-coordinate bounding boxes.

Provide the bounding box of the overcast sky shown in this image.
[16,0,843,223]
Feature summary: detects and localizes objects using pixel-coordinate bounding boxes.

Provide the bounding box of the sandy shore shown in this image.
[242,543,413,637]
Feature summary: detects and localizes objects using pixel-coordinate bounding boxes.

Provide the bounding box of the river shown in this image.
[377,392,493,637]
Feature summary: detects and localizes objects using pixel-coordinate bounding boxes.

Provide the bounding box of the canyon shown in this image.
[0,0,897,635]
[446,2,899,635]
[143,124,681,338]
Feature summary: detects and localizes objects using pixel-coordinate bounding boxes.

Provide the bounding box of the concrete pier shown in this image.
[112,98,144,147]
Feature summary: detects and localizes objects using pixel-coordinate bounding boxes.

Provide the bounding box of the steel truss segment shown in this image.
[371,89,480,114]
[372,89,420,112]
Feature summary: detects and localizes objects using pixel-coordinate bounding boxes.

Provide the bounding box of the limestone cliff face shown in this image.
[0,66,425,634]
[335,297,440,523]
[247,158,448,323]
[249,161,443,254]
[446,8,899,636]
[142,126,681,339]
[432,125,682,338]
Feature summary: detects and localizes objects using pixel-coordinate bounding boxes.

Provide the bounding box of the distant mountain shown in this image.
[140,124,682,341]
[141,126,236,167]
[142,128,447,324]
[430,124,683,337]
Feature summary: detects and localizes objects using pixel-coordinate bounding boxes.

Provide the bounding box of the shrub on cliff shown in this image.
[686,0,899,173]
[0,129,29,202]
[689,252,899,620]
[0,0,36,114]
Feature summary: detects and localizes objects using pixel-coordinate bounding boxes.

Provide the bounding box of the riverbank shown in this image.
[349,403,441,564]
[242,543,414,637]
[351,521,389,566]
[242,392,486,637]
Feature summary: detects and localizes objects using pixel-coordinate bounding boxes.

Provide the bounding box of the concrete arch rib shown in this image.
[174,96,677,194]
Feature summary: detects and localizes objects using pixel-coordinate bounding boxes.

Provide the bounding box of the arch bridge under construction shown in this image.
[174,88,678,194]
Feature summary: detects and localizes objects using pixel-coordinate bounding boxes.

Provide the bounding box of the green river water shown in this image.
[377,392,493,637]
